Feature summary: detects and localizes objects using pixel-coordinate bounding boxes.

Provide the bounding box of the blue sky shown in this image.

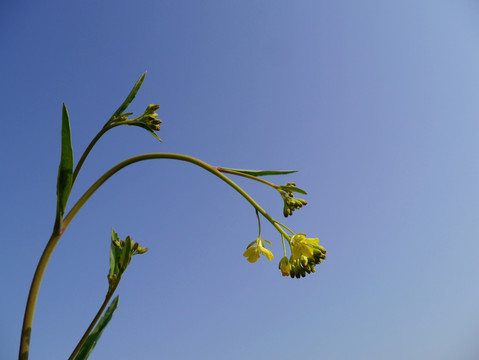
[2,1,479,359]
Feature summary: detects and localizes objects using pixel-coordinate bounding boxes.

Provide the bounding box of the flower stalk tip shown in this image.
[279,183,307,217]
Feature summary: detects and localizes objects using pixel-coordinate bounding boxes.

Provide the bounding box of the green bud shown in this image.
[300,255,308,267]
[136,246,148,254]
[144,104,160,114]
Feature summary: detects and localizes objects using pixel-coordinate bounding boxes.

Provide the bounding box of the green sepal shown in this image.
[221,168,297,177]
[109,228,121,278]
[73,295,120,360]
[110,72,146,121]
[262,239,273,246]
[245,239,257,249]
[55,103,74,228]
[130,122,163,142]
[278,185,308,195]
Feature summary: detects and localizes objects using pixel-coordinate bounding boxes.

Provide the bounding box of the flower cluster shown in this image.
[108,234,148,289]
[280,183,307,217]
[278,234,326,278]
[109,104,162,133]
[138,104,162,131]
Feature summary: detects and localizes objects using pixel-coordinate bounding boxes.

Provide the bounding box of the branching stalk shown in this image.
[217,167,278,190]
[19,153,289,360]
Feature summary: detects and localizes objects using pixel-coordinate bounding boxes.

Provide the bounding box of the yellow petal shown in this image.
[261,247,274,261]
[292,245,302,260]
[305,237,319,246]
[301,244,314,258]
[243,246,260,263]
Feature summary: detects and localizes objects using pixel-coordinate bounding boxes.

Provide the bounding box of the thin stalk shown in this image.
[217,167,279,190]
[275,220,295,235]
[67,281,120,360]
[72,123,121,185]
[255,210,262,238]
[20,152,288,360]
[63,153,289,237]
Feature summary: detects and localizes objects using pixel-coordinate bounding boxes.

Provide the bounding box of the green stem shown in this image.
[275,221,295,236]
[19,152,288,360]
[255,210,262,238]
[19,231,61,360]
[67,281,120,360]
[72,123,120,185]
[63,153,289,237]
[281,235,287,256]
[217,167,279,190]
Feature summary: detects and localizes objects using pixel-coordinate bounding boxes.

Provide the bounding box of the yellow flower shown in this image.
[243,238,274,263]
[291,233,319,260]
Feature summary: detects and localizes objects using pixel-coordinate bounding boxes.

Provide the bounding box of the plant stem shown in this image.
[67,281,120,360]
[72,123,120,185]
[19,152,289,360]
[63,153,289,238]
[217,167,279,189]
[19,231,60,360]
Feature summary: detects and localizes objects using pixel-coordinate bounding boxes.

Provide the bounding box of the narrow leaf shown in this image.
[221,168,298,177]
[56,103,74,221]
[111,72,146,119]
[109,229,121,277]
[279,185,308,195]
[119,235,131,272]
[74,296,120,360]
[130,123,162,142]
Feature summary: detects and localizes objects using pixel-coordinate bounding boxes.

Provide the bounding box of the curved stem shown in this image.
[19,152,288,360]
[67,281,120,360]
[72,124,120,185]
[19,232,60,360]
[63,153,289,237]
[255,210,262,238]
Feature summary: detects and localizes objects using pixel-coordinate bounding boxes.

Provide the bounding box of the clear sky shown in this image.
[2,1,479,359]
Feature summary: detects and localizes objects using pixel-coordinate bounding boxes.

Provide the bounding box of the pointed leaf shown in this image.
[56,103,74,222]
[74,296,120,360]
[221,168,297,177]
[109,229,121,277]
[119,235,131,272]
[130,123,162,142]
[279,185,308,195]
[111,72,146,119]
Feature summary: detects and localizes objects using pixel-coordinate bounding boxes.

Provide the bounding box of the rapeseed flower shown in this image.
[291,233,319,260]
[243,238,274,263]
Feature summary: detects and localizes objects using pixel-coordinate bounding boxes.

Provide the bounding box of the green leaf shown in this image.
[221,168,298,177]
[130,123,163,142]
[109,228,121,278]
[119,235,131,272]
[279,185,308,195]
[56,103,74,222]
[111,72,146,119]
[74,296,120,360]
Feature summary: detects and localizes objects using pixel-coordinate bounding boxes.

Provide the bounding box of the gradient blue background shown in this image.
[2,1,479,359]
